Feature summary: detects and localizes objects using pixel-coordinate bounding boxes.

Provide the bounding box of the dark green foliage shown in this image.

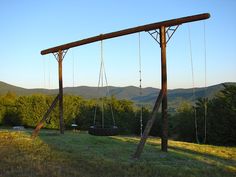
[194,97,208,143]
[171,101,196,142]
[1,81,235,114]
[206,84,236,145]
[63,95,84,129]
[76,99,96,130]
[172,84,236,145]
[16,95,55,128]
[112,99,136,134]
[0,93,144,135]
[0,91,19,125]
[149,112,162,137]
[133,107,151,135]
[2,109,21,126]
[0,84,235,146]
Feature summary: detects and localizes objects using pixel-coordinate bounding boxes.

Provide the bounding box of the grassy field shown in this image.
[0,129,235,177]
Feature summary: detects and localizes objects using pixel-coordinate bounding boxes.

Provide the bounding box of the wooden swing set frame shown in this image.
[32,13,210,159]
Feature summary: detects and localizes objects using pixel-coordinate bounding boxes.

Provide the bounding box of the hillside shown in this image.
[0,130,235,177]
[0,81,235,111]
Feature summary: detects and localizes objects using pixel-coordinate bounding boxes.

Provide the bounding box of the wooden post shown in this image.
[58,50,64,134]
[160,26,168,152]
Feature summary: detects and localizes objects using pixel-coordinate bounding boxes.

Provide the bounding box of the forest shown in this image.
[0,84,235,146]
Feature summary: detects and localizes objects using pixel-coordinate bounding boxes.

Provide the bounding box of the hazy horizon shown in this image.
[1,80,235,91]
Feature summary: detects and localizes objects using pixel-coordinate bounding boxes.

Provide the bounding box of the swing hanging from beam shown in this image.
[33,13,210,158]
[88,40,118,136]
[188,23,208,144]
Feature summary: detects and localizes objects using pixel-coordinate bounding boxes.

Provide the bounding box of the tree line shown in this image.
[0,84,235,146]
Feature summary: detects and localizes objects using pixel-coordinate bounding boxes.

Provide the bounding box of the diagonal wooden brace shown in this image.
[133,90,163,159]
[31,94,59,138]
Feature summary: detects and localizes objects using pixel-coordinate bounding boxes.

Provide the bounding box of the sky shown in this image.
[0,0,235,89]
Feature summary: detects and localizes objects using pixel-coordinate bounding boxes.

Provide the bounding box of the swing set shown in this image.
[32,13,210,159]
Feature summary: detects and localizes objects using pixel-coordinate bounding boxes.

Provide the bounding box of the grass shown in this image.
[0,129,235,177]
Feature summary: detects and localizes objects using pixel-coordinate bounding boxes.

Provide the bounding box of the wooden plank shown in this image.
[41,13,210,55]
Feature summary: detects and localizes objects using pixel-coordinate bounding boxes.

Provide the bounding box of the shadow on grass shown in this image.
[35,130,236,176]
[2,128,229,177]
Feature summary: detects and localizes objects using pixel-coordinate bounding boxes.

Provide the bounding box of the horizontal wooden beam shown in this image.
[41,13,210,55]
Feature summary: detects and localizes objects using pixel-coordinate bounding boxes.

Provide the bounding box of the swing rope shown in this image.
[48,56,51,89]
[188,23,208,144]
[93,40,116,128]
[101,40,104,128]
[93,43,104,126]
[102,53,116,127]
[188,24,199,144]
[203,21,207,144]
[72,50,75,88]
[71,50,78,127]
[138,32,143,137]
[43,57,46,89]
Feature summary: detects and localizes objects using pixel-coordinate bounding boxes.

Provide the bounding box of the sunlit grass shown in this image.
[0,129,235,177]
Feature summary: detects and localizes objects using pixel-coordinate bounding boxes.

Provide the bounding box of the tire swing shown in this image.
[88,40,118,136]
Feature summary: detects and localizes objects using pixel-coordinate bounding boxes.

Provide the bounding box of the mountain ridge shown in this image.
[1,81,235,112]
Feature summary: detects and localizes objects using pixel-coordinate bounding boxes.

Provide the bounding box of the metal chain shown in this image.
[138,32,143,137]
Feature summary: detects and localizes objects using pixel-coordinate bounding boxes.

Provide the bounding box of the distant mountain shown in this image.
[0,81,235,112]
[0,81,55,95]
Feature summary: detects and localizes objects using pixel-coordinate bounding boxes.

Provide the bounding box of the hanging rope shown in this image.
[101,40,104,128]
[93,43,104,126]
[102,54,116,127]
[43,57,46,89]
[93,40,116,128]
[188,23,208,144]
[48,55,51,89]
[71,50,78,127]
[203,21,207,144]
[188,24,200,144]
[72,50,75,88]
[138,32,143,137]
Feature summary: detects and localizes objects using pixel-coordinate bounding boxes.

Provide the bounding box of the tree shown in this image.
[172,84,236,145]
[16,95,43,127]
[0,92,19,126]
[172,101,195,142]
[194,97,208,143]
[207,84,236,145]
